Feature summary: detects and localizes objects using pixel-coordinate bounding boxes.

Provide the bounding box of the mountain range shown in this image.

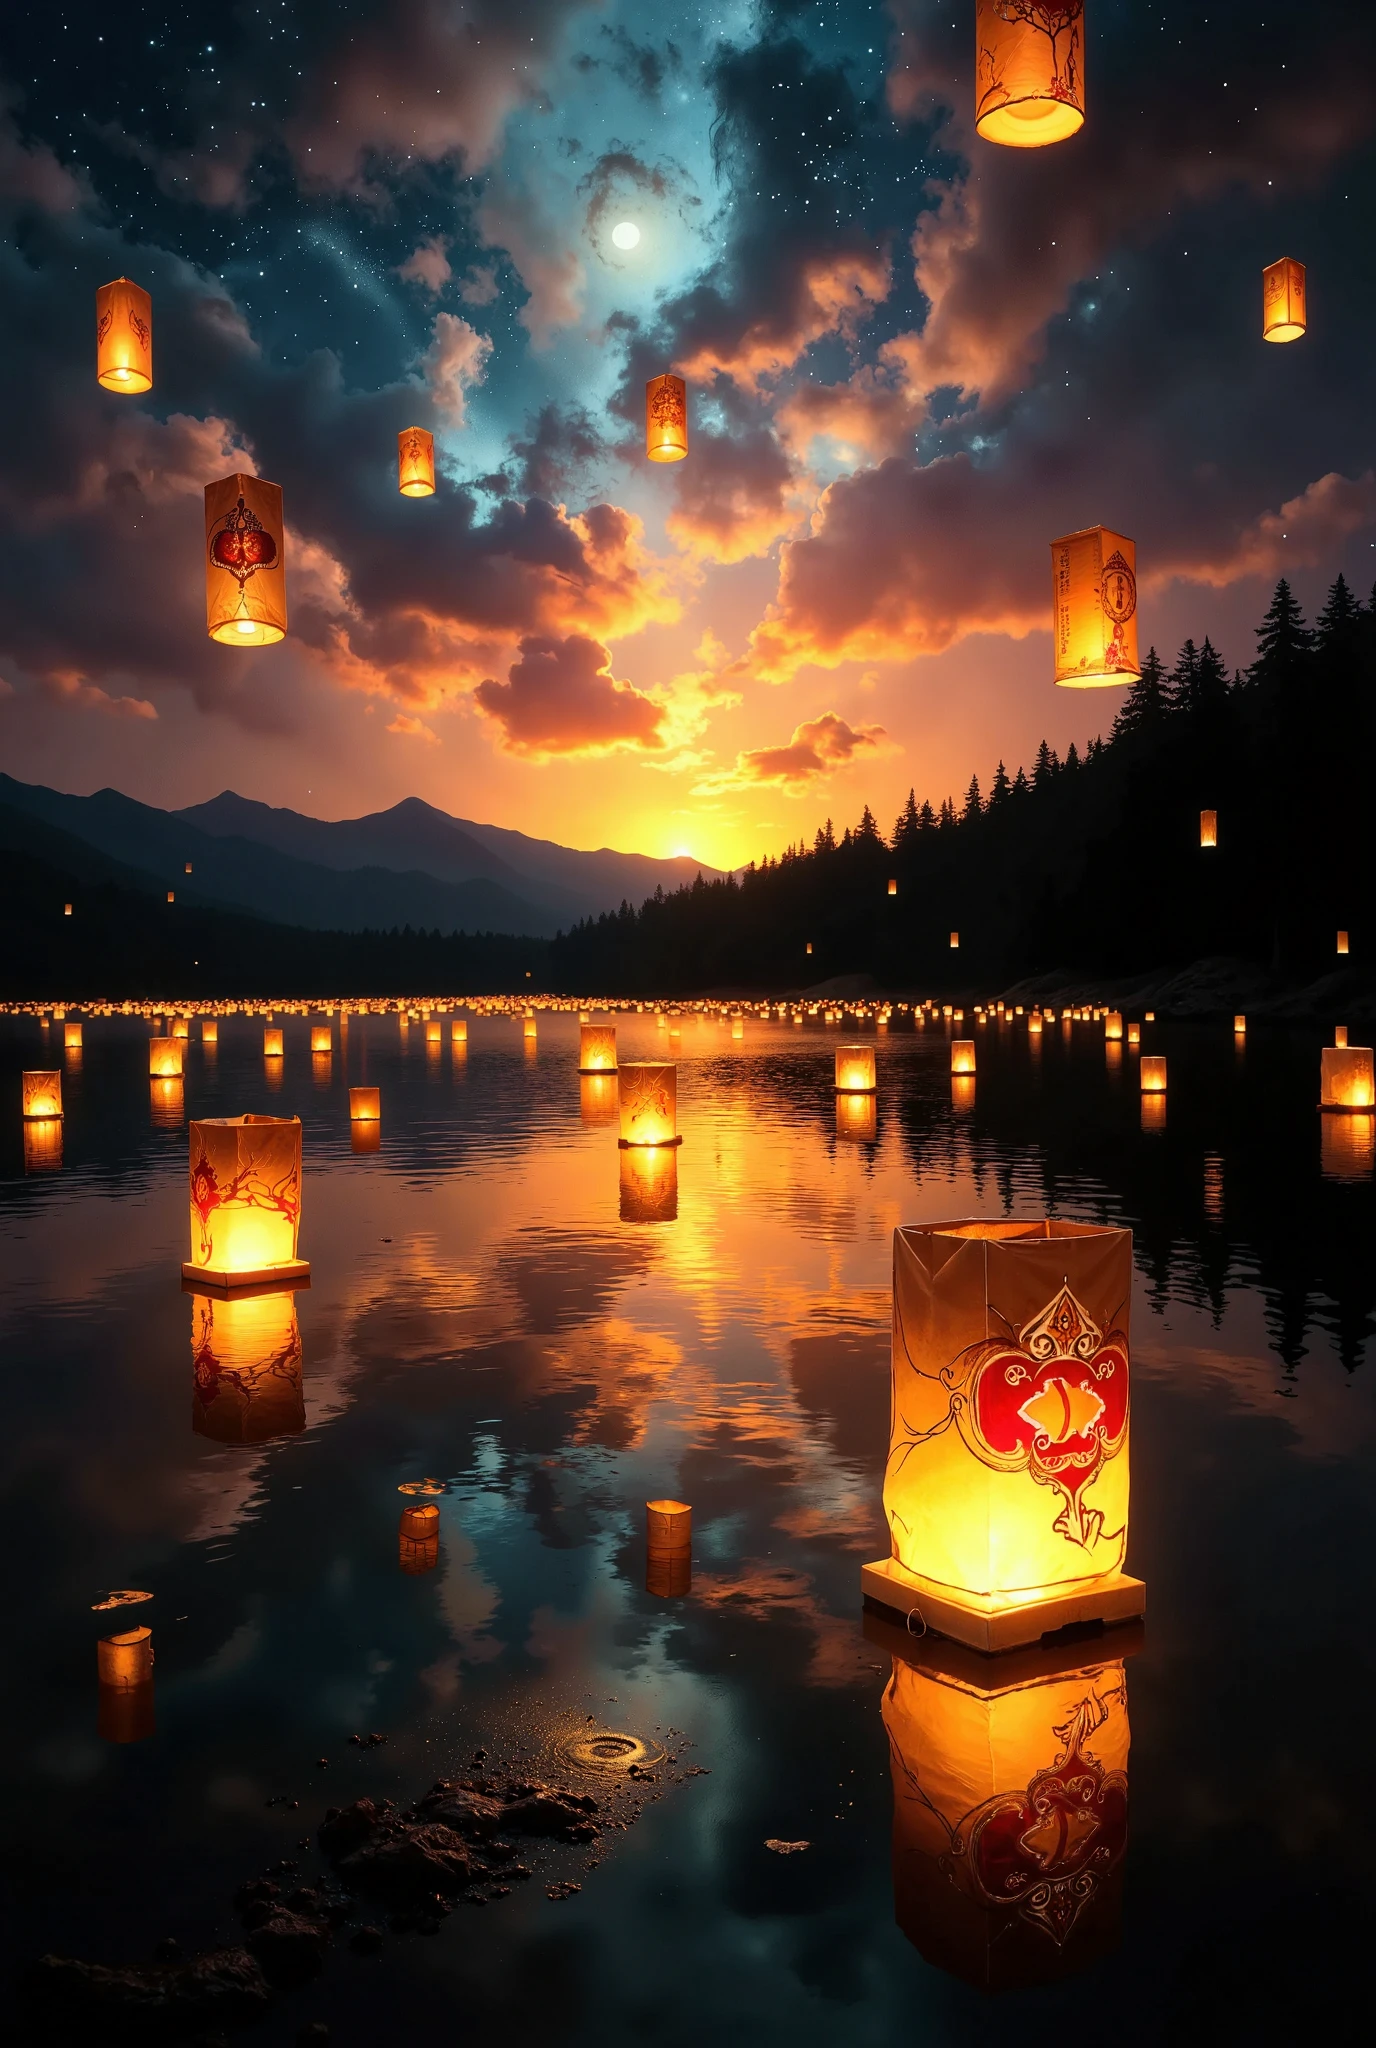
[0,776,721,938]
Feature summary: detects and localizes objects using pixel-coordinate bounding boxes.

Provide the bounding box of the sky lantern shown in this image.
[580,1023,618,1073]
[205,474,287,646]
[1200,809,1217,848]
[191,1288,305,1444]
[1051,527,1140,686]
[22,1070,62,1119]
[1337,930,1350,955]
[184,1114,309,1290]
[836,1046,877,1093]
[1320,1046,1375,1112]
[619,1062,679,1147]
[398,425,436,496]
[1262,257,1306,342]
[974,1,1086,149]
[888,879,898,896]
[95,277,153,392]
[864,1219,1143,1651]
[646,372,688,462]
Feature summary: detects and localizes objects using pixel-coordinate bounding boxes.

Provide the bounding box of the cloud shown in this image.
[397,237,452,293]
[419,312,491,427]
[1165,472,1376,590]
[476,187,584,347]
[44,671,158,721]
[457,263,500,308]
[666,404,803,564]
[386,711,439,742]
[699,712,892,793]
[473,634,668,757]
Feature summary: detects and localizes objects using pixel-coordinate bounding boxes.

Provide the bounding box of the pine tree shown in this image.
[892,789,920,848]
[1033,740,1057,788]
[1192,636,1229,715]
[1316,572,1360,650]
[1248,579,1312,690]
[917,799,936,831]
[1062,740,1081,774]
[855,803,883,844]
[1166,637,1199,714]
[988,760,1011,807]
[1110,645,1167,743]
[962,775,982,821]
[1010,766,1030,800]
[938,796,956,829]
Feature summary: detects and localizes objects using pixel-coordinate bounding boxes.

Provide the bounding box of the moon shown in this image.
[611,221,641,251]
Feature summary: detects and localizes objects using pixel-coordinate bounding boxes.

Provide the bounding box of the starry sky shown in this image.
[1,1,1374,868]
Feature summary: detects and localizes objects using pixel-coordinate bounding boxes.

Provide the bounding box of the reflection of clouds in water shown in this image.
[691,1564,870,1688]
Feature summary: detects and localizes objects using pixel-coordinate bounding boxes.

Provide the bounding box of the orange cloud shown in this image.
[386,711,439,742]
[473,633,667,757]
[397,236,452,293]
[677,248,891,392]
[1161,471,1376,590]
[420,312,491,427]
[666,422,804,564]
[700,711,892,793]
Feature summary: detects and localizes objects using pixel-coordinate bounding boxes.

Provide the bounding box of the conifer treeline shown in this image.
[549,576,1374,992]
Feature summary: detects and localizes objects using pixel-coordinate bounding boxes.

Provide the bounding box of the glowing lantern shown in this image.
[22,1070,62,1118]
[1234,1014,1246,1036]
[837,1094,878,1144]
[580,1024,618,1074]
[974,0,1085,149]
[806,941,814,955]
[1262,257,1306,343]
[1321,1046,1375,1112]
[264,1028,284,1058]
[1323,1113,1374,1180]
[620,1144,678,1223]
[523,1012,538,1040]
[1144,1010,1155,1022]
[63,1022,82,1051]
[1105,1011,1122,1042]
[146,1035,182,1079]
[185,863,193,874]
[1140,1056,1166,1094]
[350,1086,380,1122]
[619,1062,679,1147]
[880,1628,1131,1989]
[64,903,72,916]
[166,891,176,905]
[949,931,960,948]
[452,1019,468,1045]
[836,1045,877,1093]
[399,1502,440,1574]
[646,372,688,462]
[863,1218,1143,1651]
[1027,1012,1043,1035]
[1051,526,1139,686]
[184,1114,308,1289]
[191,1288,305,1444]
[646,1500,692,1600]
[1200,809,1217,849]
[205,473,287,646]
[172,1016,189,1040]
[950,1040,976,1076]
[200,1020,218,1045]
[889,879,898,896]
[1336,1026,1348,1048]
[311,1026,331,1054]
[23,1119,63,1172]
[98,1625,154,1689]
[97,1626,155,1744]
[398,425,436,497]
[95,277,153,393]
[1337,930,1350,955]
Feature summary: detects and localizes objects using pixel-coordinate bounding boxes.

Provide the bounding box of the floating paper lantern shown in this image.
[579,1024,618,1074]
[184,1114,308,1289]
[1028,1012,1043,1036]
[1337,930,1350,956]
[1262,256,1306,343]
[22,1069,62,1118]
[581,1072,619,1127]
[523,1013,538,1040]
[310,1026,331,1054]
[836,1045,877,1093]
[1200,809,1217,849]
[1336,1026,1348,1048]
[1144,1010,1155,1022]
[452,1019,468,1045]
[191,1288,305,1444]
[185,863,193,875]
[1322,1112,1374,1180]
[97,1626,155,1744]
[646,372,688,462]
[205,473,287,646]
[949,931,960,949]
[950,1040,976,1076]
[399,1501,440,1574]
[172,1017,189,1040]
[1320,1046,1375,1112]
[619,1062,679,1147]
[806,941,814,956]
[1051,526,1139,686]
[837,1093,878,1144]
[95,277,153,393]
[1234,1014,1246,1035]
[975,0,1086,149]
[863,1218,1142,1651]
[64,903,72,916]
[349,1086,380,1122]
[889,879,898,896]
[263,1028,284,1059]
[647,1499,691,1552]
[1139,1056,1166,1094]
[98,1626,154,1689]
[398,425,436,497]
[620,1142,679,1221]
[1105,1011,1122,1042]
[23,1119,63,1172]
[166,891,176,905]
[880,1627,1130,1989]
[63,1023,82,1052]
[199,1019,218,1046]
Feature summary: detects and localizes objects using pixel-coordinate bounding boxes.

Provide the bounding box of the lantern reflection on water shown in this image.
[835,1045,877,1093]
[149,1036,183,1079]
[579,1024,618,1074]
[1321,1046,1375,1112]
[399,1502,440,1574]
[1322,1113,1375,1180]
[581,1073,619,1127]
[150,1078,184,1129]
[863,1219,1142,1651]
[619,1063,679,1147]
[974,0,1085,149]
[22,1070,62,1119]
[837,1093,878,1144]
[191,1287,305,1443]
[184,1114,308,1290]
[23,1119,63,1173]
[98,1626,156,1744]
[619,1142,678,1222]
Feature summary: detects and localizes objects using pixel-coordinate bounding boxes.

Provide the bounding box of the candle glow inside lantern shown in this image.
[1320,1046,1375,1112]
[1200,809,1217,849]
[399,1501,440,1574]
[889,879,898,896]
[64,1023,83,1051]
[579,1024,618,1074]
[646,372,688,462]
[205,472,287,646]
[862,1218,1143,1652]
[310,1027,331,1054]
[620,1142,679,1222]
[263,1028,284,1059]
[1105,1011,1123,1042]
[974,0,1085,149]
[149,1035,183,1079]
[183,1114,309,1290]
[398,425,436,496]
[349,1086,380,1122]
[22,1070,62,1119]
[191,1288,305,1444]
[836,1045,877,1093]
[1337,930,1350,956]
[618,1063,679,1147]
[1139,1056,1166,1094]
[1262,256,1306,343]
[452,1019,467,1044]
[98,1625,154,1690]
[1051,526,1140,686]
[96,277,153,392]
[523,1013,538,1040]
[646,1499,692,1599]
[950,931,960,948]
[1234,1014,1246,1035]
[950,1040,976,1076]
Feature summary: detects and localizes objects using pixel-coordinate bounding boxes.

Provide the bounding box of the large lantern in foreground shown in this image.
[836,1045,877,1093]
[646,373,688,462]
[1262,257,1306,343]
[975,0,1085,150]
[619,1063,679,1147]
[579,1024,618,1074]
[398,426,436,497]
[863,1219,1142,1651]
[1320,1046,1375,1112]
[1051,526,1139,686]
[96,277,153,393]
[184,1114,308,1290]
[205,473,287,646]
[22,1070,62,1119]
[191,1288,305,1444]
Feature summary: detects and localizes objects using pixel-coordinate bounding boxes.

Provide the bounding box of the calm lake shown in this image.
[2,1006,1372,2045]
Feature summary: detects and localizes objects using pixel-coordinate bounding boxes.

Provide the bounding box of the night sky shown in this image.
[1,1,1374,866]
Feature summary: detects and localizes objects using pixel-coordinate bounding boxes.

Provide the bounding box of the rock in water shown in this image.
[23,1947,269,2039]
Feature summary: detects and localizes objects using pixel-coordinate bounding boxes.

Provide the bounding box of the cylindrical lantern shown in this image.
[974,0,1086,149]
[64,1023,83,1051]
[185,1114,307,1289]
[23,1119,63,1172]
[1028,1012,1043,1035]
[398,425,436,497]
[1051,527,1139,686]
[950,1040,976,1076]
[523,1014,538,1039]
[647,1499,691,1551]
[1233,1014,1246,1035]
[1320,1046,1375,1112]
[452,1019,468,1044]
[1104,1011,1123,1042]
[620,1142,679,1221]
[863,1219,1142,1651]
[98,1626,154,1690]
[1262,257,1306,343]
[399,1501,440,1574]
[1336,1026,1349,1048]
[888,879,898,896]
[205,473,287,646]
[191,1288,305,1444]
[836,1045,877,1093]
[95,277,153,393]
[646,372,688,462]
[730,1016,744,1040]
[1200,809,1217,849]
[806,941,814,955]
[22,1070,62,1119]
[349,1086,380,1122]
[310,1026,331,1054]
[579,1024,618,1074]
[837,1094,878,1144]
[619,1063,679,1147]
[149,1036,183,1079]
[950,931,960,948]
[1139,1055,1166,1094]
[1337,930,1350,955]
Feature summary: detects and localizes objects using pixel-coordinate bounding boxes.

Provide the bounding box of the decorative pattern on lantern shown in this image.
[22,1070,62,1119]
[950,1040,976,1076]
[183,1114,309,1290]
[646,372,688,462]
[1262,257,1306,343]
[836,1045,877,1093]
[399,1502,440,1574]
[618,1063,679,1147]
[579,1024,618,1074]
[398,425,436,496]
[620,1143,678,1222]
[975,1,1085,149]
[1200,809,1217,849]
[1320,1046,1375,1112]
[205,473,287,646]
[96,277,153,392]
[862,1219,1143,1652]
[646,1500,691,1599]
[1051,527,1139,686]
[191,1289,305,1444]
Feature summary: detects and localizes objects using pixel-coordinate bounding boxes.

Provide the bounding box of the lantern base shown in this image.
[617,1136,683,1148]
[1320,1103,1374,1114]
[860,1556,1145,1655]
[834,1086,877,1095]
[579,1066,619,1076]
[181,1260,311,1297]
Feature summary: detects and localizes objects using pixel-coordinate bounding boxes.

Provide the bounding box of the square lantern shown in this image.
[22,1070,62,1119]
[862,1219,1143,1652]
[190,1287,306,1444]
[619,1063,679,1147]
[201,1019,218,1044]
[64,1023,83,1051]
[452,1019,468,1045]
[1051,528,1140,687]
[183,1114,309,1290]
[149,1036,183,1079]
[580,1024,618,1074]
[1320,1046,1375,1112]
[836,1045,877,1093]
[310,1026,331,1054]
[1105,1011,1123,1042]
[1140,1056,1167,1094]
[950,1041,976,1076]
[349,1086,380,1123]
[1262,257,1306,343]
[1200,809,1217,849]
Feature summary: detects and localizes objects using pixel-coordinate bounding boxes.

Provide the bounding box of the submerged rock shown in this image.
[23,1946,269,2040]
[245,1908,330,1985]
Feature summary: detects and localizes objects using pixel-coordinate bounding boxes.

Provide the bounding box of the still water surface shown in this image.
[1,1009,1372,2044]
